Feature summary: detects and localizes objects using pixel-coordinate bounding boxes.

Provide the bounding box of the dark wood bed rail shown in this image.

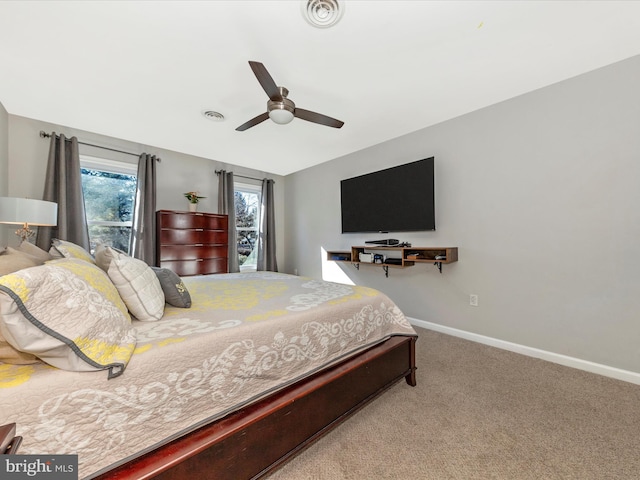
[92,335,417,480]
[0,423,22,455]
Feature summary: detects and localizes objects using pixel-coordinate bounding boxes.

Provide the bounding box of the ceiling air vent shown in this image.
[302,0,344,29]
[202,110,225,122]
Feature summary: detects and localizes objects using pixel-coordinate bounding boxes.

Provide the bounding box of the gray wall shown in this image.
[284,55,640,373]
[3,115,286,259]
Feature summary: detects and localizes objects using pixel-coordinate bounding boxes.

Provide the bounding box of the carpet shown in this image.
[265,327,640,479]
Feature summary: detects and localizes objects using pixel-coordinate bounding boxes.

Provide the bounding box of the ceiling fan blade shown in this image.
[236,112,270,131]
[249,61,281,101]
[294,108,344,129]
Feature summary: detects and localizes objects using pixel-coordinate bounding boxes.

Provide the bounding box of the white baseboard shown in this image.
[408,317,640,386]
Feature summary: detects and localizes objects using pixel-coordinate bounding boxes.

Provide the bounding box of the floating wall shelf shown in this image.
[326,246,458,277]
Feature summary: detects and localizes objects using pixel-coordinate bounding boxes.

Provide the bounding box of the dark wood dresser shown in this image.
[156,210,229,276]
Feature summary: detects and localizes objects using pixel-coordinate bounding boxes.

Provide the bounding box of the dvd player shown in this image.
[384,258,403,265]
[365,238,399,245]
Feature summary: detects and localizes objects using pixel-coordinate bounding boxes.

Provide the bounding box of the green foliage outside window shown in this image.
[81,168,137,253]
[235,190,259,267]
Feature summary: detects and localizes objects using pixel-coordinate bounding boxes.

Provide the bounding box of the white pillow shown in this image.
[96,246,165,321]
[93,243,121,271]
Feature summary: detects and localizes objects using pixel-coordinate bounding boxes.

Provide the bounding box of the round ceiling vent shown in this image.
[302,0,344,29]
[202,110,225,122]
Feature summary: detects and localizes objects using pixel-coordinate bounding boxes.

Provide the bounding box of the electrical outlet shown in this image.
[469,294,479,307]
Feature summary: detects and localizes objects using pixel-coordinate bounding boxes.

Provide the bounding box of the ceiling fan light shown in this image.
[269,108,295,125]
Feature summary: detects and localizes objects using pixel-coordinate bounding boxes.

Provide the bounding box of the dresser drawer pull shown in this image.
[196,258,204,262]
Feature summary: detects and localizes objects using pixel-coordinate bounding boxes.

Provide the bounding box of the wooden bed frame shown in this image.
[92,334,417,480]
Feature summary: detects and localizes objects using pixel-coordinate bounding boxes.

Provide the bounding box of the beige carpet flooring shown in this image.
[265,327,640,479]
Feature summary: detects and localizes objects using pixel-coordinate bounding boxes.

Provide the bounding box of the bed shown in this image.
[0,242,417,479]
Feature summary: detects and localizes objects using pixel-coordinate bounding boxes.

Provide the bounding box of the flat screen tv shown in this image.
[340,157,435,233]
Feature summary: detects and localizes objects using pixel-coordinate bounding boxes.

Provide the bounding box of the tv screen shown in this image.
[340,157,435,233]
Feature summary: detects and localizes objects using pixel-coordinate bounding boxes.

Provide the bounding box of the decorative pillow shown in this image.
[93,243,122,271]
[151,267,192,308]
[0,247,42,277]
[50,238,95,264]
[0,259,135,378]
[17,241,53,263]
[95,246,165,321]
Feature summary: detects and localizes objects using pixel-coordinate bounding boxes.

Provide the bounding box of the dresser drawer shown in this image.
[158,245,228,262]
[157,211,228,230]
[160,258,228,276]
[156,210,229,276]
[159,229,228,245]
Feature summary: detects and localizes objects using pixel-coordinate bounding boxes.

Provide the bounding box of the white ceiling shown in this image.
[1,1,640,176]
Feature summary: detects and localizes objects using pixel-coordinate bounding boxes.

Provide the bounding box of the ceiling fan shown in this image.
[236,61,344,132]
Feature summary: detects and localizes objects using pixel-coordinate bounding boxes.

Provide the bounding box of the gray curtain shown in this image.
[257,178,278,272]
[129,153,158,265]
[217,170,239,273]
[36,133,90,251]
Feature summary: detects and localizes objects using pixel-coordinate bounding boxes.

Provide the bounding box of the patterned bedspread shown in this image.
[0,272,417,478]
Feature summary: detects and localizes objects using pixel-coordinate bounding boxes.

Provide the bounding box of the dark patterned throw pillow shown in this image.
[151,267,192,308]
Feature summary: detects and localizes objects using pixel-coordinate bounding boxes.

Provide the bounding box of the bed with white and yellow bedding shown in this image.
[0,259,417,479]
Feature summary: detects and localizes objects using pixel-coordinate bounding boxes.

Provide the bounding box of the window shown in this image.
[80,157,137,254]
[234,183,261,271]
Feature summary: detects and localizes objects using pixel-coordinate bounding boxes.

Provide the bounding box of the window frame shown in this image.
[234,182,262,272]
[80,155,138,252]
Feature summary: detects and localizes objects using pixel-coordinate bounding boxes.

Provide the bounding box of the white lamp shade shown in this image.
[0,197,58,226]
[269,108,295,125]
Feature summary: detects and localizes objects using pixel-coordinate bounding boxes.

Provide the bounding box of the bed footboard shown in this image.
[94,335,417,480]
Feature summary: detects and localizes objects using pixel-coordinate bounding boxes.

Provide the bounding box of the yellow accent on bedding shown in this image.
[0,363,38,388]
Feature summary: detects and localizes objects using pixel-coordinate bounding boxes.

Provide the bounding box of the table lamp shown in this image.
[0,197,58,242]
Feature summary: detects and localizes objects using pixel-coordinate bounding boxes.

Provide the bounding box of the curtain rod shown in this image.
[215,169,273,183]
[39,131,141,158]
